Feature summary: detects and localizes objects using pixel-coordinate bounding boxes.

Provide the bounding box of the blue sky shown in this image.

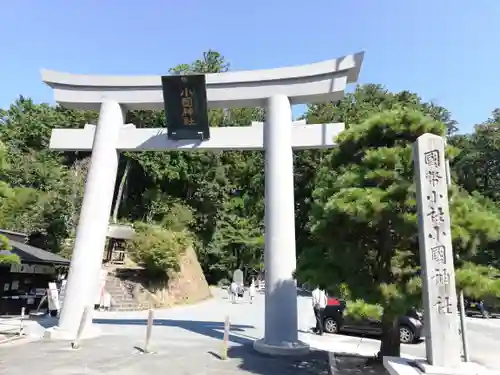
[1,1,498,133]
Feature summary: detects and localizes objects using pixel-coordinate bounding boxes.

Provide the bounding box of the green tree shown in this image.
[451,109,500,202]
[0,233,20,265]
[303,84,458,134]
[126,222,191,279]
[294,84,460,255]
[0,98,97,253]
[205,197,264,281]
[297,108,500,358]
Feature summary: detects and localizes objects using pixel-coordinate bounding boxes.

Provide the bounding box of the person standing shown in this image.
[47,282,60,317]
[478,300,490,318]
[248,279,256,304]
[312,285,327,335]
[230,281,238,304]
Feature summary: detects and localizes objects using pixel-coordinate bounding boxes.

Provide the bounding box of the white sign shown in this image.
[232,269,244,285]
[11,280,19,290]
[47,282,60,311]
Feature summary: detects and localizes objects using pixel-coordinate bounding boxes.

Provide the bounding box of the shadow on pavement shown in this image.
[296,288,312,297]
[93,317,331,374]
[227,345,330,375]
[24,315,57,329]
[93,318,255,345]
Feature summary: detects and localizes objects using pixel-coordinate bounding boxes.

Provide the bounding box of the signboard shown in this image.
[47,282,60,311]
[161,74,210,140]
[10,263,55,275]
[233,269,244,286]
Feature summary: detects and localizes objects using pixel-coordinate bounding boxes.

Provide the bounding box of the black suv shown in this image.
[322,297,424,344]
[464,298,500,318]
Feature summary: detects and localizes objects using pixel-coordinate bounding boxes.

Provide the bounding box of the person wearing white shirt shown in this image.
[229,282,238,303]
[311,285,328,335]
[248,279,256,304]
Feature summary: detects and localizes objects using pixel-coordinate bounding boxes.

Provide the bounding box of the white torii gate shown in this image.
[41,52,364,355]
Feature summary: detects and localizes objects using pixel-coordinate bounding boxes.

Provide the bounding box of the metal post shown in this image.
[458,290,470,362]
[71,307,90,349]
[221,316,230,360]
[444,142,469,362]
[143,309,154,353]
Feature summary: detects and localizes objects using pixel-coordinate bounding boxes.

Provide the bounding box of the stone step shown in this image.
[112,298,136,304]
[104,273,142,312]
[107,289,132,296]
[110,306,141,311]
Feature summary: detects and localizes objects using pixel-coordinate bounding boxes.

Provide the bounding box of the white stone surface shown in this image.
[49,122,346,151]
[384,356,492,375]
[415,359,491,375]
[414,134,461,367]
[53,100,124,339]
[41,52,364,110]
[253,339,309,356]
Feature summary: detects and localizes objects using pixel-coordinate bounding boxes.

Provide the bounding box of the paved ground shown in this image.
[303,308,500,371]
[0,287,498,374]
[0,335,333,375]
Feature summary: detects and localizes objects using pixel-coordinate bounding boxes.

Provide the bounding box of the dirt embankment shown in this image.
[109,247,212,310]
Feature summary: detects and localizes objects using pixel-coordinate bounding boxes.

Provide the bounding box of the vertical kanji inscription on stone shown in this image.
[414,133,461,368]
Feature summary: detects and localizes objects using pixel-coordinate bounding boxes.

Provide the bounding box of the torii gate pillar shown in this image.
[254,94,304,354]
[47,100,125,339]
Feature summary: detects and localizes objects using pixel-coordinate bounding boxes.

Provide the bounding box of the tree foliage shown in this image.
[0,233,19,265]
[126,222,191,278]
[297,108,500,357]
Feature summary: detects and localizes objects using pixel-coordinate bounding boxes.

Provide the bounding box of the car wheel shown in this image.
[324,317,339,334]
[399,325,415,344]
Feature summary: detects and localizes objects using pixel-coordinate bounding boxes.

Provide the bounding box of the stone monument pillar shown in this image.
[414,133,461,369]
[384,133,489,374]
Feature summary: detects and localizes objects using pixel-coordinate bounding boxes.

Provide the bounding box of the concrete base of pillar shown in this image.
[43,323,101,341]
[253,338,310,356]
[384,356,491,375]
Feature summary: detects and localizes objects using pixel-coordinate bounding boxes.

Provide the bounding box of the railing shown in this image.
[0,307,26,342]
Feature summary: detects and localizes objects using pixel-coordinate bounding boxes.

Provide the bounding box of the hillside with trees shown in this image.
[1,49,500,357]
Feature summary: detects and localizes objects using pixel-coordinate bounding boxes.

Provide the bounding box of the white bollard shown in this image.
[71,307,90,349]
[220,315,230,360]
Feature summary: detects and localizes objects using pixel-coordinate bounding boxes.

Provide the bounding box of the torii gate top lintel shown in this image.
[41,52,364,111]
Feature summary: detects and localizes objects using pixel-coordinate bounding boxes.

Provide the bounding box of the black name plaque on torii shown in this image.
[161,74,210,141]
